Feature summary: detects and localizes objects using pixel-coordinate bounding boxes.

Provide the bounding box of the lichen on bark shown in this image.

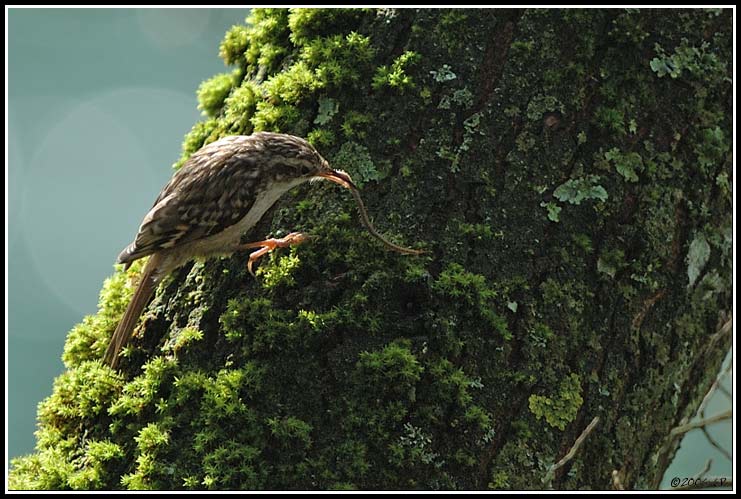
[10,8,732,490]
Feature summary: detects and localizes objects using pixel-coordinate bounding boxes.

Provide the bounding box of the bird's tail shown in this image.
[103,254,161,369]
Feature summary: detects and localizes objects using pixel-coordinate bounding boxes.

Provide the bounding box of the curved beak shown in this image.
[316,169,357,190]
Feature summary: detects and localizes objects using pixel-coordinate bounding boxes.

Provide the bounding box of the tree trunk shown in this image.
[10,8,732,491]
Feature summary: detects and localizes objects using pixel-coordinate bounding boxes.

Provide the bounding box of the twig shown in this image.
[692,458,712,480]
[669,409,732,437]
[717,383,732,401]
[716,361,732,401]
[714,318,732,338]
[702,318,732,364]
[701,427,732,462]
[611,469,625,490]
[698,361,732,416]
[651,317,733,490]
[543,416,600,487]
[693,359,734,462]
[551,416,601,472]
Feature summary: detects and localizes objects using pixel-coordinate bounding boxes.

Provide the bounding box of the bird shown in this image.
[102,132,356,368]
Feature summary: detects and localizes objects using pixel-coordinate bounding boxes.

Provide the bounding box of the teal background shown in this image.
[7,7,732,488]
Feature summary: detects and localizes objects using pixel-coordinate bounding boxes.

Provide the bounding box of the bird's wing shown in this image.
[117,137,261,265]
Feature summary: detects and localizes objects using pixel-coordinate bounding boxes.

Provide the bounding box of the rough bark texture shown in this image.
[10,8,732,491]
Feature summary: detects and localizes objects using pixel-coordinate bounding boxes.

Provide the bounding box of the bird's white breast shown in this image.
[161,177,308,270]
[229,177,307,240]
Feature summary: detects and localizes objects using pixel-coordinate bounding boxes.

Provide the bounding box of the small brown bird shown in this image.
[103,132,421,368]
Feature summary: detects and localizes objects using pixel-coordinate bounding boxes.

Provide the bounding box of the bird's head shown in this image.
[252,132,423,256]
[254,132,356,191]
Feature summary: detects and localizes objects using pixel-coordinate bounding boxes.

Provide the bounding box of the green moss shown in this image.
[650,38,726,81]
[372,51,421,92]
[109,357,176,418]
[267,416,313,447]
[597,247,627,279]
[433,263,494,300]
[8,360,125,489]
[40,360,122,422]
[264,61,318,105]
[436,11,470,52]
[488,470,510,489]
[288,8,371,46]
[302,32,376,88]
[356,339,423,387]
[244,8,291,70]
[222,12,379,140]
[431,263,510,341]
[63,260,143,367]
[457,221,499,241]
[306,127,336,148]
[222,81,260,134]
[219,24,250,65]
[251,101,300,132]
[197,72,236,117]
[694,126,729,172]
[525,94,564,121]
[256,249,301,288]
[66,440,125,489]
[10,448,75,490]
[329,482,357,490]
[135,422,170,452]
[167,327,204,354]
[340,111,372,139]
[528,373,584,431]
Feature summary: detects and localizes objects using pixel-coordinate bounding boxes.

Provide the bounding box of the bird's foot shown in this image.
[238,232,310,276]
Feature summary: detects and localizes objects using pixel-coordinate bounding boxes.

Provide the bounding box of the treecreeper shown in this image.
[103,132,423,369]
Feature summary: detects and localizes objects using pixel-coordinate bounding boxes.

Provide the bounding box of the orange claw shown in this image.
[239,232,310,276]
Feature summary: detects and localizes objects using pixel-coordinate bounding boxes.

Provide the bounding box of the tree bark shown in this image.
[10,8,732,491]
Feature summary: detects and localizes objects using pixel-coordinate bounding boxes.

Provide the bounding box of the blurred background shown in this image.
[6,7,732,488]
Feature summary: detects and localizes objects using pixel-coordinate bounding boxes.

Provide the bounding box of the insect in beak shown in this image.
[317,169,357,190]
[316,168,425,256]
